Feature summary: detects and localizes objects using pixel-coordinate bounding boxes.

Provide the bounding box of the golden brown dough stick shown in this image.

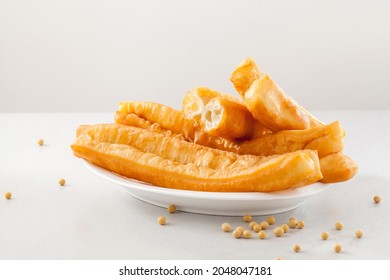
[192,130,242,153]
[76,125,92,136]
[183,87,268,139]
[72,124,322,192]
[114,109,350,182]
[75,124,238,169]
[118,101,196,141]
[83,119,349,183]
[114,111,157,130]
[202,97,268,139]
[229,57,263,97]
[244,75,323,131]
[319,153,358,183]
[114,111,181,139]
[239,121,344,158]
[116,101,242,150]
[114,107,241,153]
[115,104,343,158]
[230,58,322,131]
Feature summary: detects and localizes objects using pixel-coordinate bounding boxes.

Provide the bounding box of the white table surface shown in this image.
[0,111,389,260]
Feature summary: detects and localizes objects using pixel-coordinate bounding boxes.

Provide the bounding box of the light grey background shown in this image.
[1,0,389,112]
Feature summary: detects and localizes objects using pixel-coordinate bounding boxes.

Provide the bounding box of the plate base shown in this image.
[124,187,304,216]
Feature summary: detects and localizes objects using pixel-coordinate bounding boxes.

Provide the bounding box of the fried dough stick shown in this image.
[118,101,196,141]
[114,111,182,139]
[182,87,268,139]
[116,102,241,152]
[230,58,322,131]
[230,59,357,181]
[115,102,344,157]
[229,58,262,97]
[202,97,264,139]
[72,124,322,192]
[245,75,323,131]
[239,120,344,158]
[114,106,355,183]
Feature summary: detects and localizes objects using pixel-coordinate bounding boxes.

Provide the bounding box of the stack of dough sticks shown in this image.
[72,58,358,192]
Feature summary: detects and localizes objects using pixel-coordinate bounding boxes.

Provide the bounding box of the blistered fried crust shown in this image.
[115,103,344,159]
[230,58,322,131]
[244,75,323,131]
[115,102,241,152]
[118,102,196,141]
[239,121,344,158]
[72,124,322,192]
[229,58,263,97]
[319,153,358,183]
[114,111,181,139]
[192,130,241,153]
[115,109,349,183]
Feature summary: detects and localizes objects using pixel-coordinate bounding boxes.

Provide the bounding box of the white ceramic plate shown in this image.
[84,161,330,216]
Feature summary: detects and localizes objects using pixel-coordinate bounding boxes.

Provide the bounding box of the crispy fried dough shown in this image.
[319,153,358,183]
[115,103,344,158]
[230,58,322,131]
[229,58,262,97]
[182,87,268,139]
[115,108,241,152]
[115,102,241,152]
[239,121,344,158]
[182,87,241,125]
[72,124,322,192]
[245,75,323,131]
[114,111,181,139]
[202,97,268,139]
[119,102,196,141]
[115,109,348,183]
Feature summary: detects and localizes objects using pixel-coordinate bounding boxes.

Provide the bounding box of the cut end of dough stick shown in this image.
[202,98,253,139]
[203,98,223,133]
[201,97,269,140]
[230,57,263,97]
[319,152,358,183]
[182,89,208,125]
[182,87,244,125]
